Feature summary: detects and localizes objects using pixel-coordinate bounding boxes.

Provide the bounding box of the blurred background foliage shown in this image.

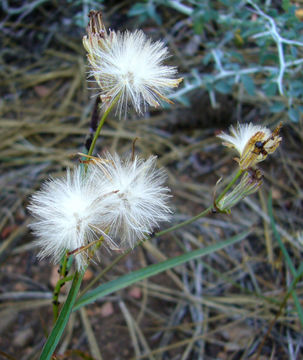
[1,0,303,359]
[3,0,303,122]
[128,0,303,122]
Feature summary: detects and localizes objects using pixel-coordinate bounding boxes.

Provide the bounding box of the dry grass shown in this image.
[0,2,303,359]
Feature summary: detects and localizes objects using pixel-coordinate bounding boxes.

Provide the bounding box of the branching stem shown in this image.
[79,169,243,297]
[52,252,71,323]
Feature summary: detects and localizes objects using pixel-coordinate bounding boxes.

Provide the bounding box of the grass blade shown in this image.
[74,231,249,311]
[268,192,303,327]
[40,271,84,360]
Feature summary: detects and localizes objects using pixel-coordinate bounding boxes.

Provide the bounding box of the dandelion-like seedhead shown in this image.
[217,122,282,169]
[28,166,115,271]
[217,123,270,156]
[28,153,171,269]
[93,152,172,248]
[28,167,96,270]
[83,10,183,117]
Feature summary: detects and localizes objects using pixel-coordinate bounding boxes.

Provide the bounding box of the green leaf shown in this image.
[202,52,213,65]
[289,80,303,97]
[270,102,285,113]
[193,11,205,34]
[268,193,303,327]
[260,53,278,65]
[229,51,244,63]
[282,0,290,11]
[263,81,277,96]
[128,3,148,17]
[74,231,249,311]
[40,271,84,360]
[241,75,255,96]
[288,108,300,123]
[175,95,191,107]
[214,80,232,94]
[147,2,162,25]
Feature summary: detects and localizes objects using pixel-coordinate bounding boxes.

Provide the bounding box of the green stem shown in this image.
[40,271,85,360]
[86,96,120,159]
[255,263,303,359]
[79,249,132,298]
[40,96,121,359]
[53,252,70,323]
[268,192,303,326]
[79,206,212,298]
[60,252,68,277]
[41,164,244,359]
[156,206,213,237]
[281,263,303,310]
[216,169,243,203]
[80,169,242,297]
[52,275,73,322]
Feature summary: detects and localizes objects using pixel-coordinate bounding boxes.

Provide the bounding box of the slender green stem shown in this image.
[52,275,73,322]
[40,271,85,360]
[74,231,249,311]
[60,252,68,277]
[79,206,212,297]
[41,168,246,359]
[53,252,71,323]
[282,263,303,309]
[268,192,296,274]
[216,169,243,203]
[80,169,243,297]
[156,206,213,237]
[255,263,303,359]
[41,96,121,358]
[86,96,120,159]
[267,192,303,326]
[79,249,133,298]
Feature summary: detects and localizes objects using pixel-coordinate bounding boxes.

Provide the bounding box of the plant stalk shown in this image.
[87,96,120,158]
[80,169,242,297]
[40,271,85,360]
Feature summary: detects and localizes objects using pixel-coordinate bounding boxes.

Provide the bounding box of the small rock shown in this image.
[128,287,141,299]
[13,327,34,347]
[272,188,282,200]
[14,283,27,292]
[100,302,114,317]
[34,85,51,98]
[83,268,94,281]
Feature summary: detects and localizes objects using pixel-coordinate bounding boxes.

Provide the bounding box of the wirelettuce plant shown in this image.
[26,10,290,360]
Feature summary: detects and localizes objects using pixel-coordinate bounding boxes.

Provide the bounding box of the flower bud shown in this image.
[217,169,263,212]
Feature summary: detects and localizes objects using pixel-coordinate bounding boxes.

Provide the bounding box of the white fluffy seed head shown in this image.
[28,166,111,271]
[28,153,172,269]
[93,152,172,248]
[83,11,183,117]
[217,123,271,156]
[217,122,282,169]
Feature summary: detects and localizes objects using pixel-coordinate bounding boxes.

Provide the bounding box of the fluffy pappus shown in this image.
[93,152,172,248]
[83,11,183,117]
[28,166,115,271]
[217,122,282,169]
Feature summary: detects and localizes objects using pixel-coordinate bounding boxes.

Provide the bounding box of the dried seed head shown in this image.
[83,11,183,118]
[28,166,113,271]
[217,122,282,169]
[92,152,172,248]
[28,153,172,269]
